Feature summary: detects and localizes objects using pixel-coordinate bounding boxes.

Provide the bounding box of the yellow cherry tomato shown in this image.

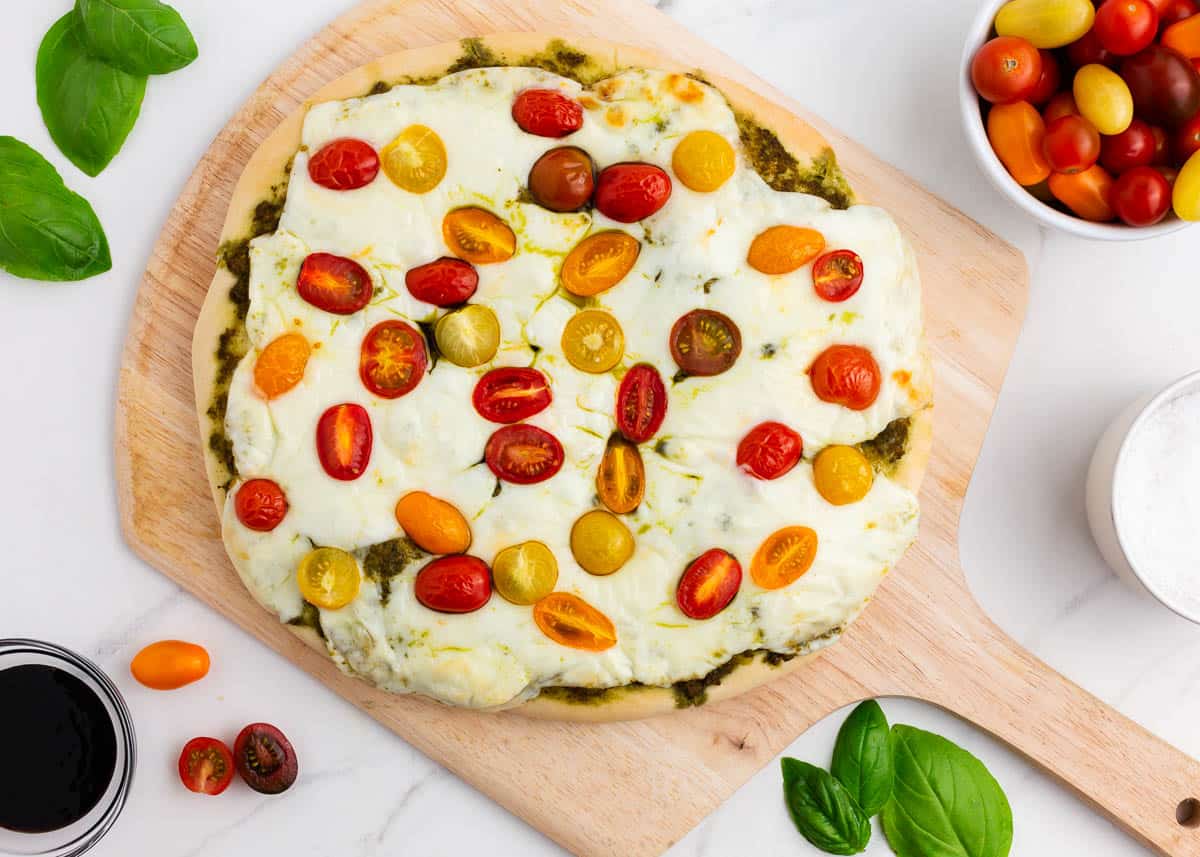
[492,541,559,605]
[381,125,447,193]
[434,304,500,367]
[253,332,311,400]
[130,640,210,690]
[560,231,640,296]
[561,309,624,373]
[994,0,1095,49]
[750,526,818,590]
[747,226,826,275]
[813,445,874,506]
[394,491,471,554]
[533,592,617,651]
[442,207,516,264]
[297,547,361,609]
[1073,64,1133,136]
[570,509,634,576]
[596,434,645,514]
[1174,150,1200,222]
[672,130,736,192]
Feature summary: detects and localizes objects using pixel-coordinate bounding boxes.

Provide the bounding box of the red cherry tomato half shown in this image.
[1100,118,1159,171]
[414,555,492,613]
[810,345,881,411]
[1028,51,1062,105]
[316,403,372,481]
[233,723,298,795]
[472,367,552,424]
[971,36,1043,104]
[1095,0,1160,56]
[1174,114,1200,163]
[811,250,865,302]
[676,549,743,620]
[1067,29,1118,69]
[484,424,564,484]
[511,88,583,137]
[594,163,672,222]
[737,421,803,481]
[178,737,234,796]
[234,479,288,532]
[405,257,478,306]
[1120,45,1200,128]
[1110,165,1173,225]
[615,363,668,443]
[297,253,373,315]
[359,320,427,399]
[307,138,379,191]
[669,309,742,377]
[1043,114,1102,173]
[1043,91,1080,123]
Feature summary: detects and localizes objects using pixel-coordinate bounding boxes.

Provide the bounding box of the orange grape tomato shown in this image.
[484,424,565,484]
[669,309,742,377]
[1048,164,1118,221]
[359,320,427,400]
[254,333,311,400]
[672,130,736,192]
[235,478,289,532]
[296,253,373,315]
[560,231,640,296]
[809,345,881,411]
[596,433,646,514]
[130,640,210,690]
[380,124,447,193]
[813,445,875,506]
[492,541,558,605]
[676,549,743,620]
[442,208,516,264]
[307,138,379,191]
[812,250,864,302]
[414,555,492,613]
[746,225,826,275]
[750,526,819,590]
[561,309,625,373]
[533,592,617,651]
[528,146,595,212]
[1164,14,1200,59]
[986,101,1051,186]
[394,491,471,555]
[315,402,373,481]
[297,547,361,609]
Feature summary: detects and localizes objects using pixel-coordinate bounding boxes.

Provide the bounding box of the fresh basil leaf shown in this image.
[36,12,147,177]
[0,136,110,281]
[781,758,870,855]
[831,699,894,816]
[881,725,1013,857]
[76,0,198,76]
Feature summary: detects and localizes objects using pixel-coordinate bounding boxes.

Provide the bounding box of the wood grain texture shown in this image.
[113,0,1200,854]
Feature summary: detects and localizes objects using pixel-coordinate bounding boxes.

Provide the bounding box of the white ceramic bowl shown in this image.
[959,0,1191,241]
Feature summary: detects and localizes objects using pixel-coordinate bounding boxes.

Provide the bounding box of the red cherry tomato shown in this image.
[669,309,742,377]
[1161,0,1200,29]
[811,250,864,302]
[676,549,742,620]
[1156,163,1182,185]
[1095,0,1160,56]
[1121,45,1200,128]
[971,36,1043,104]
[511,89,583,137]
[1100,118,1159,171]
[472,367,552,424]
[307,138,379,191]
[484,424,564,484]
[297,253,373,315]
[1110,165,1174,224]
[178,737,234,796]
[405,257,478,306]
[1174,114,1200,162]
[594,163,672,222]
[414,555,492,613]
[1028,51,1062,104]
[316,403,372,481]
[359,320,427,399]
[1043,114,1102,173]
[233,723,298,795]
[615,363,668,443]
[736,421,803,481]
[234,479,288,532]
[810,345,881,411]
[1067,29,1119,69]
[1043,91,1080,123]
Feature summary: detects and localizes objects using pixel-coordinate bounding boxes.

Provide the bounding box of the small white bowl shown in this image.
[959,0,1191,241]
[1086,370,1200,623]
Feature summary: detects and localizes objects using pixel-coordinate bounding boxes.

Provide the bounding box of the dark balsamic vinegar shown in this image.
[0,664,118,833]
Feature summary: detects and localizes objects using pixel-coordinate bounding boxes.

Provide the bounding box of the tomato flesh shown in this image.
[472,367,552,424]
[615,363,668,443]
[1043,114,1102,173]
[178,737,234,796]
[1111,165,1173,224]
[669,309,742,377]
[533,592,617,651]
[235,478,288,532]
[233,723,298,795]
[594,163,672,222]
[512,89,583,137]
[405,257,478,306]
[812,250,864,302]
[307,138,379,190]
[414,555,492,613]
[1094,0,1160,56]
[485,424,565,484]
[297,253,373,315]
[528,146,595,212]
[737,422,803,481]
[316,403,372,481]
[971,36,1044,103]
[677,549,742,620]
[359,320,427,399]
[1100,118,1159,171]
[810,345,881,411]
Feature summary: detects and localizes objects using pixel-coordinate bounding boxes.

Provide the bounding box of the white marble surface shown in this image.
[2,0,1198,854]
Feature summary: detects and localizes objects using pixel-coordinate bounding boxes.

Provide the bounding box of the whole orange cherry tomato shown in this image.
[1048,164,1118,220]
[987,101,1052,186]
[809,345,881,411]
[131,640,210,690]
[972,36,1044,103]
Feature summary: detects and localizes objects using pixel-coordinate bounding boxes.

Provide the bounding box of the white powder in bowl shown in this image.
[1115,388,1200,617]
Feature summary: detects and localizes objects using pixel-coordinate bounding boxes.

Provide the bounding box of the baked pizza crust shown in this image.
[192,33,933,722]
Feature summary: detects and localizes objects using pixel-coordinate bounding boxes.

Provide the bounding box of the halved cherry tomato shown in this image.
[995,0,1096,49]
[737,422,803,481]
[254,333,310,400]
[561,309,625,372]
[677,549,742,620]
[130,640,210,690]
[971,36,1044,103]
[405,258,478,306]
[308,138,378,191]
[472,367,552,423]
[1172,148,1200,218]
[988,101,1052,185]
[1067,29,1118,69]
[435,304,501,367]
[1110,165,1173,224]
[297,253,372,315]
[1120,45,1200,128]
[810,345,881,411]
[233,723,297,795]
[1095,0,1159,56]
[616,363,667,443]
[492,541,558,605]
[1100,118,1158,171]
[594,163,672,222]
[442,208,516,264]
[812,250,864,302]
[380,125,446,193]
[316,403,372,480]
[672,130,736,191]
[178,737,234,795]
[1029,50,1062,104]
[596,434,645,514]
[528,146,594,212]
[1048,164,1118,220]
[670,309,742,377]
[747,225,826,275]
[1043,114,1101,173]
[359,320,427,399]
[297,547,361,609]
[570,509,634,576]
[235,478,288,532]
[1043,91,1080,123]
[394,491,471,554]
[1163,13,1200,58]
[813,445,875,505]
[560,231,640,296]
[485,424,564,484]
[1075,64,1134,135]
[1174,114,1200,162]
[750,526,818,590]
[414,555,491,613]
[512,89,584,137]
[533,592,617,651]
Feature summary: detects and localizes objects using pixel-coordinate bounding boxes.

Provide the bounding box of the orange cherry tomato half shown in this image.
[594,162,672,222]
[737,421,803,481]
[971,36,1044,103]
[596,433,645,514]
[812,250,864,302]
[1048,164,1117,221]
[747,225,826,275]
[751,526,818,590]
[512,88,584,137]
[472,367,552,424]
[676,548,742,620]
[560,231,640,296]
[414,555,492,614]
[987,101,1051,186]
[130,640,210,690]
[316,403,372,481]
[235,478,288,532]
[1043,114,1101,174]
[669,309,742,377]
[533,592,617,651]
[307,138,379,190]
[810,345,881,411]
[442,208,516,265]
[178,737,234,796]
[528,146,595,212]
[254,333,311,400]
[616,363,668,443]
[359,320,427,399]
[297,252,373,315]
[484,424,565,484]
[405,257,478,306]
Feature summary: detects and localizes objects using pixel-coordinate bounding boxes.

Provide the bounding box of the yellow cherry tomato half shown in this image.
[1073,64,1133,136]
[561,309,624,373]
[254,333,311,400]
[672,130,736,192]
[560,231,640,296]
[570,509,635,576]
[994,0,1096,49]
[1173,150,1200,222]
[747,225,826,275]
[130,640,210,690]
[394,491,471,555]
[813,445,874,506]
[380,124,447,193]
[533,592,617,652]
[492,541,559,605]
[434,304,501,367]
[442,207,516,265]
[297,547,361,609]
[596,434,645,515]
[750,526,818,590]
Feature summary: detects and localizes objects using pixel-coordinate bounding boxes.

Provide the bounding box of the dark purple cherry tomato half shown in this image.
[233,723,298,795]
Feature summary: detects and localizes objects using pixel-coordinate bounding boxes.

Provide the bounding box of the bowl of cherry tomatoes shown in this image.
[961,0,1200,238]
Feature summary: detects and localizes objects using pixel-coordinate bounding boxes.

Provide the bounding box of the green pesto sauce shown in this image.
[286,602,326,641]
[858,417,911,476]
[362,538,426,606]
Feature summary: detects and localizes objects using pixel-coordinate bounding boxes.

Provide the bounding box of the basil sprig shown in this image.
[781,758,871,855]
[76,0,198,76]
[831,699,894,816]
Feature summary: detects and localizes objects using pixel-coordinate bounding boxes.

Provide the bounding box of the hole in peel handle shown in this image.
[1178,798,1200,829]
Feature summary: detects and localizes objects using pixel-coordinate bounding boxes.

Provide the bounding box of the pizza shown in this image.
[193,37,932,718]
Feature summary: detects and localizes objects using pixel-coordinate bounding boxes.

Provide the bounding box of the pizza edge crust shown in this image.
[191,33,933,722]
